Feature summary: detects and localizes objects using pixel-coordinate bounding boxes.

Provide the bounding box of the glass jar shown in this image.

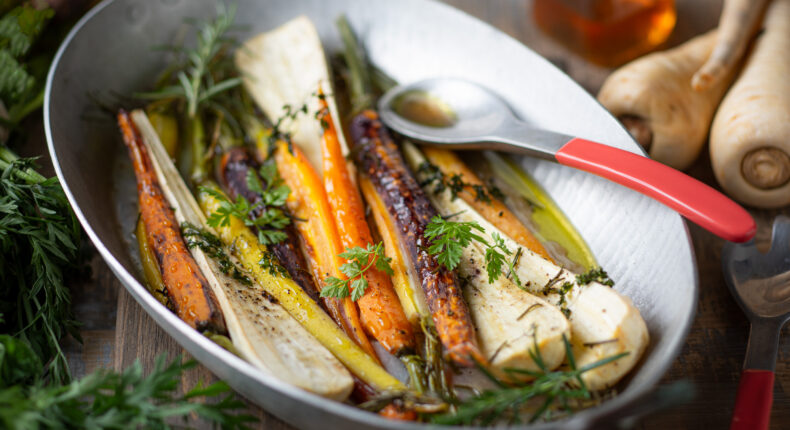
[534,0,677,67]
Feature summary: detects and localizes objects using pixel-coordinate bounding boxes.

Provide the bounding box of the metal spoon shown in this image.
[378,78,756,243]
[723,216,790,430]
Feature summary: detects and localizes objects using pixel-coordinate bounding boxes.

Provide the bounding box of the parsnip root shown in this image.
[691,0,770,91]
[598,31,737,170]
[710,0,790,208]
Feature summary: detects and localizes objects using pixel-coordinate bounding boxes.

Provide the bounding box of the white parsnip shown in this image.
[235,16,349,174]
[691,0,770,91]
[598,31,737,170]
[130,110,354,400]
[710,0,790,208]
[403,142,648,390]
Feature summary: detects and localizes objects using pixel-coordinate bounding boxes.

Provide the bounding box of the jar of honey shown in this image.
[533,0,677,67]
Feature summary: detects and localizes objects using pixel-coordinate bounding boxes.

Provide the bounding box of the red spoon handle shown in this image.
[730,369,774,430]
[555,138,756,243]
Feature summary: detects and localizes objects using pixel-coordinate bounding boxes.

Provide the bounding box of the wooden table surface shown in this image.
[54,0,790,428]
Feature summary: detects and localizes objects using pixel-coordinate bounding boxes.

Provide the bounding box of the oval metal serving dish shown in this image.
[44,0,698,428]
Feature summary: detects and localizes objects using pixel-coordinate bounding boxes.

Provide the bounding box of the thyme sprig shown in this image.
[181,222,251,285]
[432,335,629,426]
[321,242,393,301]
[417,161,503,204]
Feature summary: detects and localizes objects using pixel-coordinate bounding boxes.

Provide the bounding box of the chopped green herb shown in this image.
[259,249,289,278]
[417,161,502,204]
[321,242,393,301]
[181,222,251,285]
[576,267,614,287]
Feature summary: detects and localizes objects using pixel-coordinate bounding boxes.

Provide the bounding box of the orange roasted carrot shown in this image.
[274,140,379,360]
[117,110,225,333]
[319,96,416,357]
[421,147,554,262]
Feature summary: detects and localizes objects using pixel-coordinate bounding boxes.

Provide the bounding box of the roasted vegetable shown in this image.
[198,184,403,393]
[117,110,225,333]
[406,143,571,375]
[319,95,416,357]
[131,110,356,399]
[349,111,483,367]
[274,140,379,360]
[420,147,553,262]
[218,147,321,304]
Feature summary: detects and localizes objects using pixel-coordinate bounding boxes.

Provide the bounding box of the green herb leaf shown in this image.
[320,242,392,301]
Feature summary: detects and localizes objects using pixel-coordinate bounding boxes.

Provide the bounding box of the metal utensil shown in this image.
[723,216,790,430]
[378,78,756,243]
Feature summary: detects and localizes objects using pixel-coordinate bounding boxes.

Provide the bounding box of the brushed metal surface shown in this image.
[44,0,698,428]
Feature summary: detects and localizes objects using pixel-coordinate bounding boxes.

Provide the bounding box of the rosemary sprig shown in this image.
[135,3,241,118]
[432,335,629,426]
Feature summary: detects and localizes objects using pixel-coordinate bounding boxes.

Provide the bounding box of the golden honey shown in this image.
[534,0,677,67]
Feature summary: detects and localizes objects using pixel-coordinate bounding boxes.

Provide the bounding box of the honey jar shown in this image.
[534,0,677,67]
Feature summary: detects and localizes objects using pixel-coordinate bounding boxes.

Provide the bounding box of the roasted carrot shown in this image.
[117,110,225,333]
[319,96,416,356]
[421,147,554,262]
[219,147,323,305]
[349,110,483,367]
[274,140,379,360]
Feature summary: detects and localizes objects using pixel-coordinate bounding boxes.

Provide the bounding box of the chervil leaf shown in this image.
[320,276,349,299]
[350,277,368,301]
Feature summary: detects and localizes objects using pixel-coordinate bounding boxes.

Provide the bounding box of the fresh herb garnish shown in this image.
[321,242,393,301]
[181,221,251,285]
[201,164,291,245]
[259,249,289,279]
[432,335,628,425]
[417,161,502,204]
[425,216,523,287]
[135,3,241,118]
[576,267,614,287]
[0,336,254,429]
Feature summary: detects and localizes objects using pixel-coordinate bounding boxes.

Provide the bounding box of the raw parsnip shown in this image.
[598,31,737,170]
[692,0,770,91]
[710,0,790,208]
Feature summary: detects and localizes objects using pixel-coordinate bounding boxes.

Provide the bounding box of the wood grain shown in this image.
[59,0,790,429]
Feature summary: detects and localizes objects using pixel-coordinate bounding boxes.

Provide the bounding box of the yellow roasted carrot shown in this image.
[197,185,402,392]
[273,140,379,360]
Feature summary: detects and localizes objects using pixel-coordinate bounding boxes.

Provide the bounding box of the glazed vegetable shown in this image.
[710,0,790,208]
[274,140,379,360]
[135,219,169,307]
[406,144,571,375]
[691,0,770,91]
[597,31,737,170]
[218,147,322,304]
[117,110,225,333]
[235,16,350,174]
[349,111,484,367]
[420,147,553,262]
[403,141,648,391]
[199,184,402,393]
[319,95,416,356]
[131,110,356,399]
[481,152,596,271]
